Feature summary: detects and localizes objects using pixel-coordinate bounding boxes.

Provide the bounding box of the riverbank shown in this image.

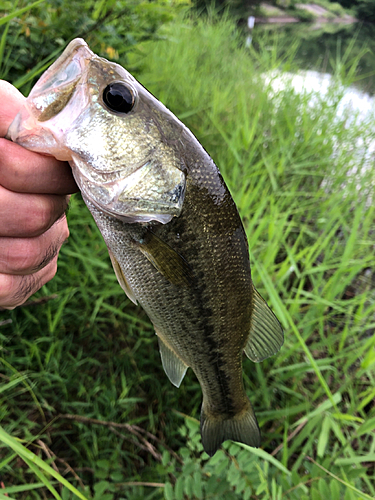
[255,2,357,24]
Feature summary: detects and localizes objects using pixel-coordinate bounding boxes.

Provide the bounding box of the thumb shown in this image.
[0,80,26,137]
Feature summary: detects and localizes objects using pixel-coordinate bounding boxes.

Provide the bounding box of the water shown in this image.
[265,69,375,192]
[266,69,375,125]
[253,21,375,94]
[252,22,375,195]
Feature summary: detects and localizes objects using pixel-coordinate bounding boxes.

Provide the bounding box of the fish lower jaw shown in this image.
[80,189,174,224]
[73,165,180,224]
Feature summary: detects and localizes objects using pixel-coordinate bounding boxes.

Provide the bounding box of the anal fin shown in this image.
[244,285,284,363]
[157,333,188,388]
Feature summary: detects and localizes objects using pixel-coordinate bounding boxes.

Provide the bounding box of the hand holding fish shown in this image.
[0,80,77,309]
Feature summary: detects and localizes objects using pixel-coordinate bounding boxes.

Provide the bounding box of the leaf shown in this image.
[208,449,226,465]
[329,419,347,446]
[0,483,46,494]
[93,481,110,497]
[21,455,62,500]
[254,260,340,411]
[331,413,363,423]
[317,416,331,458]
[295,393,342,426]
[244,487,252,500]
[306,456,374,500]
[164,482,174,500]
[192,471,203,498]
[335,454,375,466]
[0,375,30,395]
[0,494,16,500]
[237,444,291,475]
[311,487,321,500]
[318,478,330,498]
[183,475,193,498]
[0,0,45,27]
[330,479,342,500]
[0,427,88,500]
[356,416,375,437]
[174,476,184,500]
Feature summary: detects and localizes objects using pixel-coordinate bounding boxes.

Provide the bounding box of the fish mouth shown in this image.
[71,157,186,225]
[6,39,93,160]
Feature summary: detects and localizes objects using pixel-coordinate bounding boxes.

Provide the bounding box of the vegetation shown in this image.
[296,0,375,22]
[330,0,375,22]
[1,2,375,499]
[254,21,375,95]
[0,0,188,94]
[195,0,375,23]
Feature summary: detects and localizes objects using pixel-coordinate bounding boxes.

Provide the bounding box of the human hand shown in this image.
[0,80,78,309]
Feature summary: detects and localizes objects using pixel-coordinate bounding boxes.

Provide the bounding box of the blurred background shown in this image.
[0,1,374,499]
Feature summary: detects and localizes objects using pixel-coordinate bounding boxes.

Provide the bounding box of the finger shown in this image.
[0,255,59,309]
[0,138,78,194]
[0,80,78,195]
[0,184,69,237]
[0,215,69,275]
[0,80,25,136]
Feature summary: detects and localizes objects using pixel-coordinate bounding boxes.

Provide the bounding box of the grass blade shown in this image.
[0,428,88,500]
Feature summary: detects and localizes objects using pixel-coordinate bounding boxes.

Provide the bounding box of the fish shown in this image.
[7,38,283,456]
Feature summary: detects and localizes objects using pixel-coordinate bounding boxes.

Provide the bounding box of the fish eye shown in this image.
[102,82,135,114]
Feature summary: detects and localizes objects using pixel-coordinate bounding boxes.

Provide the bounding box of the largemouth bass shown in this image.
[7,39,283,456]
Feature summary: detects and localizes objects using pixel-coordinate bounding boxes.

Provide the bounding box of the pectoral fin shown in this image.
[157,334,188,388]
[136,231,193,287]
[244,285,284,363]
[108,249,138,305]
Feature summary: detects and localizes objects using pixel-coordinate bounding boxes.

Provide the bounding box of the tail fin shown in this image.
[200,400,261,457]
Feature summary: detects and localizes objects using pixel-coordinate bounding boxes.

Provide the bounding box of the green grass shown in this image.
[1,7,375,500]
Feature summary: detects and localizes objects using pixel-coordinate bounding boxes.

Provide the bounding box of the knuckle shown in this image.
[46,258,58,280]
[2,218,70,275]
[0,271,43,309]
[0,274,15,304]
[33,242,60,273]
[0,274,29,309]
[58,215,70,241]
[35,202,55,234]
[6,239,42,273]
[36,258,58,287]
[63,222,70,240]
[23,199,56,236]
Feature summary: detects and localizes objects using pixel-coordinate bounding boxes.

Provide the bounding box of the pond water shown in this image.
[266,69,375,125]
[252,21,375,191]
[266,69,375,193]
[253,21,375,94]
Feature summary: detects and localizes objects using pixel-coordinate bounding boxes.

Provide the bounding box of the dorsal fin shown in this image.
[244,285,284,363]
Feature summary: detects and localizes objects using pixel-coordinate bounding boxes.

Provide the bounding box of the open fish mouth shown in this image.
[6,39,93,160]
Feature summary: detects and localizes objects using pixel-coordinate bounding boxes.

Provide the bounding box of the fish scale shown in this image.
[7,38,284,456]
